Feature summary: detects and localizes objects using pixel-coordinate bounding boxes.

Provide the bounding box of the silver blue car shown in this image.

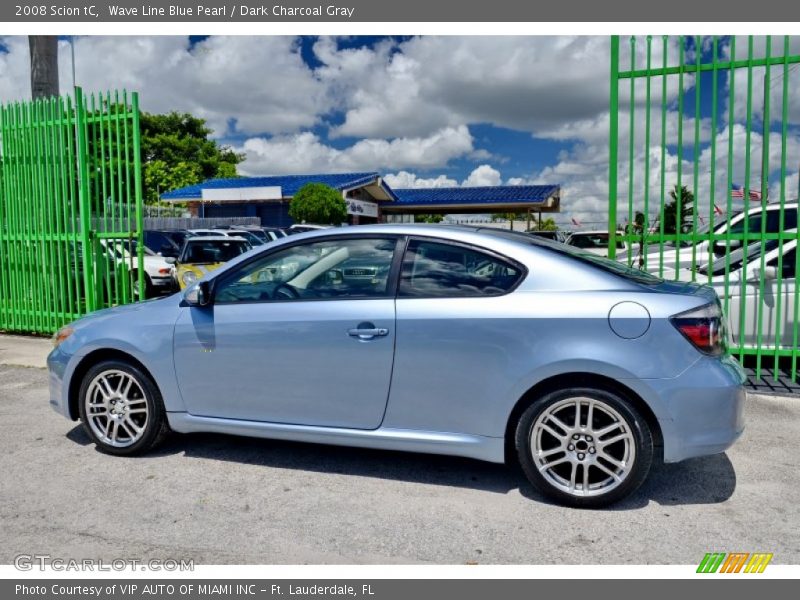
[47,225,746,507]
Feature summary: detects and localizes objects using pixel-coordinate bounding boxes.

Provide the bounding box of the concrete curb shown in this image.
[0,333,51,369]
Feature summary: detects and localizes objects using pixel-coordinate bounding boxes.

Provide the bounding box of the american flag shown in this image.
[571,216,582,227]
[714,204,724,216]
[731,184,763,201]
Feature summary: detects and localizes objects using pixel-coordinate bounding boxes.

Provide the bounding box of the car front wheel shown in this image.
[516,387,653,507]
[78,360,170,456]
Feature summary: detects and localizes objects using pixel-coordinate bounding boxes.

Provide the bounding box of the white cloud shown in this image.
[462,164,502,187]
[0,37,31,101]
[315,36,616,139]
[237,125,476,175]
[383,171,458,188]
[0,36,325,137]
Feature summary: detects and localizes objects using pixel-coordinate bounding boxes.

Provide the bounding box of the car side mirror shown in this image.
[713,239,742,257]
[184,280,212,307]
[748,266,778,283]
[164,256,177,264]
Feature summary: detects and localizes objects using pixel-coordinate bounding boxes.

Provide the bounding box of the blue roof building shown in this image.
[161,172,560,226]
[387,185,560,214]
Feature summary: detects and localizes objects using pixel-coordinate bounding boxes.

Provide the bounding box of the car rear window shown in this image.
[479,228,662,285]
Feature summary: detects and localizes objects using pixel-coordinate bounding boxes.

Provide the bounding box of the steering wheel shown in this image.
[273,283,300,300]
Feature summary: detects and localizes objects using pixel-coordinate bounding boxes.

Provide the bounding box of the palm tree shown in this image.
[29,36,59,99]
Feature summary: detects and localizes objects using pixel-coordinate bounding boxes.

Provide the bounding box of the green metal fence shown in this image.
[609,35,800,381]
[0,87,144,335]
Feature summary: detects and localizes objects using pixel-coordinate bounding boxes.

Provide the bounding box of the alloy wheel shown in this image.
[84,369,149,448]
[530,396,636,498]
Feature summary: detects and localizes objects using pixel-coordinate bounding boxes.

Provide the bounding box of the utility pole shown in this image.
[29,36,59,99]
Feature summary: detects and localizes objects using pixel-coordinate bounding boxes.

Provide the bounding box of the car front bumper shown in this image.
[638,354,746,463]
[47,345,72,419]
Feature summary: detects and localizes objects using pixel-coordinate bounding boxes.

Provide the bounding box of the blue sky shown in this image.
[1,34,798,227]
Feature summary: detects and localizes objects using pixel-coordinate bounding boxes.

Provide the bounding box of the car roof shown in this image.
[185,235,248,243]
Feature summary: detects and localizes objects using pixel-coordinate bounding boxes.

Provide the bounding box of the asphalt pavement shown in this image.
[0,338,799,564]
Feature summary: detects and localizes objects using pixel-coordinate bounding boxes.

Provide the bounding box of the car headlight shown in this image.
[52,325,74,348]
[182,271,197,286]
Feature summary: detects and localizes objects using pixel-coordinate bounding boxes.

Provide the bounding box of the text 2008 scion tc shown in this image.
[48,225,745,507]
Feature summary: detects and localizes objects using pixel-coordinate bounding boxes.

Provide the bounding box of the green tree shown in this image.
[139,112,243,203]
[415,214,444,223]
[289,183,348,225]
[535,217,558,232]
[492,212,526,230]
[662,185,695,235]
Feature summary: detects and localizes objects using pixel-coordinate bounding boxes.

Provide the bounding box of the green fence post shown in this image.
[131,91,145,300]
[74,87,96,313]
[608,36,620,260]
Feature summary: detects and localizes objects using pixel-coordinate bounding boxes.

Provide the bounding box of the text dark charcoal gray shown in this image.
[4,0,800,22]
[5,580,797,600]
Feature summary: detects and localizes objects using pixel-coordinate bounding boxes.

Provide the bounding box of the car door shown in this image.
[725,243,797,348]
[384,238,526,435]
[172,235,402,429]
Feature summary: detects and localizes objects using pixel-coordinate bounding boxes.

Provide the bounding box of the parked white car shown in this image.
[639,203,798,271]
[104,240,177,297]
[668,235,798,349]
[564,230,627,256]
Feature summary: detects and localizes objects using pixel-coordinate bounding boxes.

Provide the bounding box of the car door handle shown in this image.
[347,327,389,340]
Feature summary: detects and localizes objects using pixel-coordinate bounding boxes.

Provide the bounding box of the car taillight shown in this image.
[158,268,171,275]
[669,303,727,356]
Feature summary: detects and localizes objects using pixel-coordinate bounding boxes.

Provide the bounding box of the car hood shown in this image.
[68,294,180,331]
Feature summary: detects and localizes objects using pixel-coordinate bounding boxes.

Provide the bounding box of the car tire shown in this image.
[78,359,170,456]
[132,271,152,300]
[515,386,653,508]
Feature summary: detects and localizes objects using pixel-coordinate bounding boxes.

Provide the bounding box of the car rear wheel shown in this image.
[78,360,170,456]
[515,387,653,507]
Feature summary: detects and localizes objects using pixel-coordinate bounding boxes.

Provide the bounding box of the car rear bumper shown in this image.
[643,354,746,463]
[150,275,177,293]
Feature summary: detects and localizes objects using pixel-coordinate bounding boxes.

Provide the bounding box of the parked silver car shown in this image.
[47,225,745,507]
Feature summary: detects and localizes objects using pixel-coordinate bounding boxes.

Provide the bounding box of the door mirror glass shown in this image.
[185,280,212,306]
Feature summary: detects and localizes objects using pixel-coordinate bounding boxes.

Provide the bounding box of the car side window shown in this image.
[214,237,398,303]
[729,214,762,236]
[399,240,523,298]
[768,247,797,279]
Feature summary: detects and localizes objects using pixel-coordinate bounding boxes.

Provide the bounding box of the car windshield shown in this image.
[107,240,156,259]
[230,230,265,245]
[168,231,188,245]
[181,240,251,263]
[480,228,662,285]
[247,229,270,242]
[568,233,625,250]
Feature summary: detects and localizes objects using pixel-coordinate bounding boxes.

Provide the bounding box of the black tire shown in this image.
[132,271,152,299]
[78,359,170,456]
[515,386,653,508]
